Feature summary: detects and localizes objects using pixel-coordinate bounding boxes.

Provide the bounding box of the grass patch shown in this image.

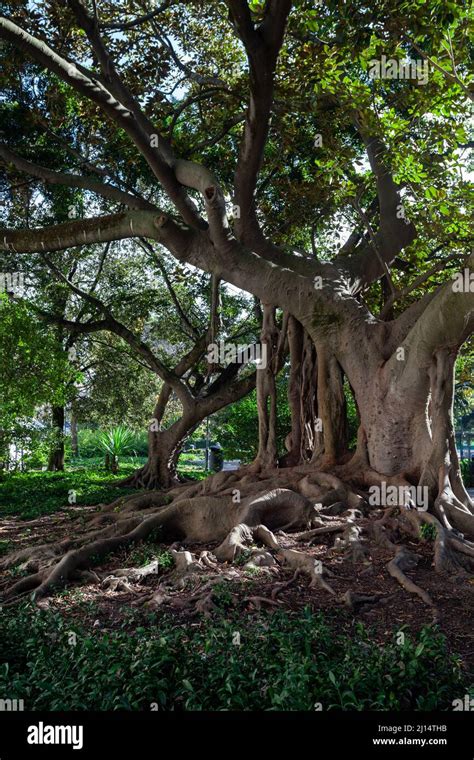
[124,543,174,571]
[419,523,437,542]
[0,463,206,520]
[0,469,139,520]
[0,604,471,711]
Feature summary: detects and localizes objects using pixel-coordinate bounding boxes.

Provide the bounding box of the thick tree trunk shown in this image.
[47,405,65,472]
[330,323,473,534]
[121,385,179,489]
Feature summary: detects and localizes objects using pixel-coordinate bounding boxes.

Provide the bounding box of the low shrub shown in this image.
[0,605,470,711]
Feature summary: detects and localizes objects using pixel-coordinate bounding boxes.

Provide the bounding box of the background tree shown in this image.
[0,295,72,470]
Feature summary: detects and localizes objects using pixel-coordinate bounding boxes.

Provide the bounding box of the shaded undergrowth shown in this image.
[0,603,471,711]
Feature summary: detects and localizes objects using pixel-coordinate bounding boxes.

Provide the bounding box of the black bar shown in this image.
[0,711,472,758]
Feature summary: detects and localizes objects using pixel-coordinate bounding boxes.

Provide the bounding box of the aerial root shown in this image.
[429,464,474,539]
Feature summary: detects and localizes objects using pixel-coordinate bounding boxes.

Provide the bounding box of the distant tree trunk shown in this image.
[124,418,200,489]
[122,365,257,490]
[0,430,8,472]
[47,405,65,471]
[70,412,79,457]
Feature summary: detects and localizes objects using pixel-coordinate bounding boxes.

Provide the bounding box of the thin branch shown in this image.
[138,237,200,340]
[407,38,473,101]
[101,1,175,31]
[40,252,195,407]
[0,14,205,228]
[379,252,467,319]
[0,144,157,210]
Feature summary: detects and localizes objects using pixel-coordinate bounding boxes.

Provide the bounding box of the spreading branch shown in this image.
[0,144,156,211]
[226,0,292,257]
[0,14,205,228]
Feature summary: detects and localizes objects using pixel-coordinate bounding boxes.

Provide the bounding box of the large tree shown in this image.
[0,0,473,600]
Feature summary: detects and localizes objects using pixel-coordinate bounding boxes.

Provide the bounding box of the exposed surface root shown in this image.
[342,590,395,613]
[277,548,335,594]
[387,546,434,608]
[331,510,370,563]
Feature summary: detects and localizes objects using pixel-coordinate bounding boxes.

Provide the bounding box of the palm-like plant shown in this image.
[95,426,136,474]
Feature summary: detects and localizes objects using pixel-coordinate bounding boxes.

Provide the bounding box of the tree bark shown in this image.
[47,405,65,472]
[280,316,305,467]
[253,304,279,471]
[280,319,324,466]
[123,404,200,489]
[315,345,348,466]
[0,12,472,518]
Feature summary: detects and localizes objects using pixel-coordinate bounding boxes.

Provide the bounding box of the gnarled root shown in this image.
[277,549,336,594]
[1,461,472,613]
[214,523,279,562]
[331,509,369,563]
[387,546,435,613]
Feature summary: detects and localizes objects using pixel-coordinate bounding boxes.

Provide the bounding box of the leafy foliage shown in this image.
[0,296,72,427]
[95,425,137,471]
[0,604,469,711]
